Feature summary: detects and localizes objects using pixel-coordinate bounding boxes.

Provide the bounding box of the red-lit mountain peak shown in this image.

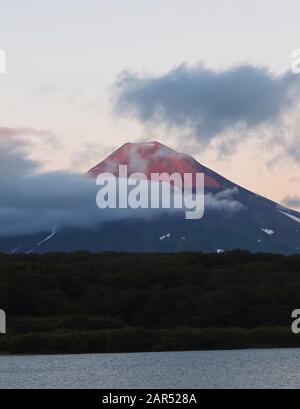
[87,141,221,189]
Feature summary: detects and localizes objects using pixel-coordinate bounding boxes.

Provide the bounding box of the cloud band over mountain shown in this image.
[0,130,244,237]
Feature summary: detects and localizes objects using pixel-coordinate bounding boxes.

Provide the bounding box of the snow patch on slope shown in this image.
[26,226,57,254]
[38,226,57,246]
[279,211,300,224]
[261,228,274,236]
[160,233,171,241]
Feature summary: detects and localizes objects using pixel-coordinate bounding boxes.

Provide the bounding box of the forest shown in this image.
[0,250,300,354]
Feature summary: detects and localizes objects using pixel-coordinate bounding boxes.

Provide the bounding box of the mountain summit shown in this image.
[87,141,220,189]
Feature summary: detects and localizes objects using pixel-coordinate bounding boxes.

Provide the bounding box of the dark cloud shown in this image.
[114,63,300,144]
[0,171,102,236]
[282,195,300,209]
[0,171,244,238]
[2,165,243,238]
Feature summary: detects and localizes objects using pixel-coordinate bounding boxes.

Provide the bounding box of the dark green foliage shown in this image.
[0,250,299,354]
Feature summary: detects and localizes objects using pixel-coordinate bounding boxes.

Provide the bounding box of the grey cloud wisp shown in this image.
[282,195,300,209]
[0,127,54,176]
[115,63,300,142]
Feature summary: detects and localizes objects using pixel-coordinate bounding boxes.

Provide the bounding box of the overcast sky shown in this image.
[0,0,300,207]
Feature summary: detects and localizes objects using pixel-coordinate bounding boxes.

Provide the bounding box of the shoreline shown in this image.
[1,344,300,358]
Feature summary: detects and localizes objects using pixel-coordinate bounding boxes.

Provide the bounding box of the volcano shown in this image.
[1,141,299,254]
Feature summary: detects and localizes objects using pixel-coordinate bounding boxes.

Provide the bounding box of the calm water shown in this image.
[1,348,300,389]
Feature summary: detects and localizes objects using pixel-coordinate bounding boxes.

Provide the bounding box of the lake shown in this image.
[0,348,300,389]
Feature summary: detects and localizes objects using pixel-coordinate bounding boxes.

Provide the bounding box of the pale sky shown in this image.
[0,0,300,207]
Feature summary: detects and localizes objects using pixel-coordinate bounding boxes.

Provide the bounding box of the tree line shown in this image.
[0,250,299,354]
